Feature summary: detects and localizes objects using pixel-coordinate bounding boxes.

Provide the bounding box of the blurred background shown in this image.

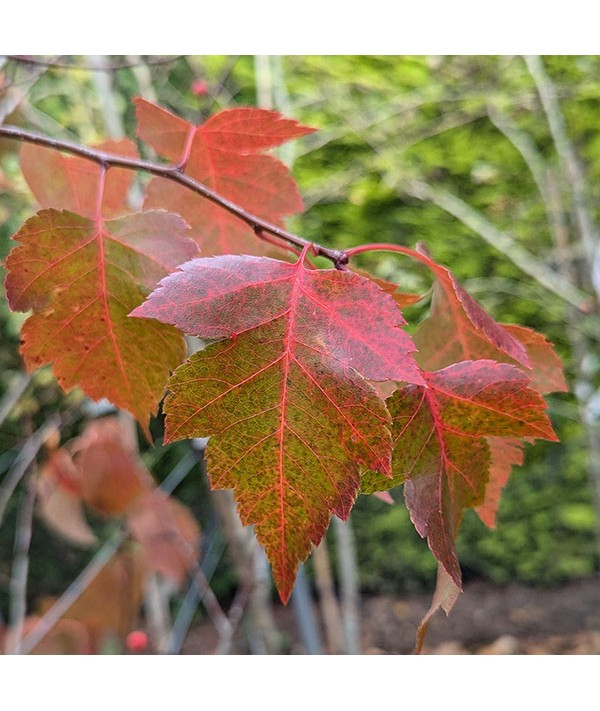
[0,55,599,654]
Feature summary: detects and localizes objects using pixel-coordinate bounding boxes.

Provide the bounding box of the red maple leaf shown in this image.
[414,285,566,394]
[409,248,567,526]
[8,138,200,429]
[362,360,557,587]
[132,247,423,601]
[475,437,526,528]
[20,139,138,219]
[5,209,198,430]
[135,98,315,256]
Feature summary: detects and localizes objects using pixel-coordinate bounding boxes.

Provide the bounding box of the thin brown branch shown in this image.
[405,179,588,310]
[0,373,30,430]
[7,459,37,654]
[4,55,182,73]
[524,55,600,283]
[0,124,348,269]
[14,528,126,655]
[0,415,61,526]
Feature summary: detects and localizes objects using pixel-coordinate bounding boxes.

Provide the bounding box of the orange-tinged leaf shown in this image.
[351,267,425,309]
[37,550,146,646]
[411,250,530,369]
[500,324,567,394]
[127,490,201,585]
[362,360,557,587]
[412,257,566,395]
[69,418,152,516]
[37,450,98,547]
[20,139,138,219]
[373,490,394,505]
[408,249,566,533]
[36,417,201,587]
[4,616,95,655]
[135,98,315,256]
[475,437,525,528]
[5,208,198,428]
[132,249,424,601]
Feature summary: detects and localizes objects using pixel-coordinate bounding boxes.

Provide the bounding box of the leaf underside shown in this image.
[20,139,139,220]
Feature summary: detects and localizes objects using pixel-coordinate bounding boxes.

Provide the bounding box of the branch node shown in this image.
[330,251,350,270]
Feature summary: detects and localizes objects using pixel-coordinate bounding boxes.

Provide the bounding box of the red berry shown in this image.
[191,80,208,97]
[126,630,149,653]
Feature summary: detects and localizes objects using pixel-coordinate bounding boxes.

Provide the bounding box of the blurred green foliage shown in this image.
[1,55,599,613]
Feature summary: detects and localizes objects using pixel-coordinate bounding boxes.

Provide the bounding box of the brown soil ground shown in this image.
[182,575,600,654]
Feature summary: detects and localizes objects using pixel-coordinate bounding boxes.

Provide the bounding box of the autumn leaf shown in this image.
[36,551,146,650]
[411,250,566,394]
[127,491,201,586]
[36,418,151,544]
[67,418,153,515]
[362,360,557,587]
[5,208,198,429]
[475,436,526,528]
[37,449,98,548]
[37,417,201,586]
[351,267,425,309]
[132,247,423,601]
[135,98,315,255]
[4,616,94,655]
[494,324,567,395]
[407,248,566,527]
[414,564,460,654]
[20,139,138,219]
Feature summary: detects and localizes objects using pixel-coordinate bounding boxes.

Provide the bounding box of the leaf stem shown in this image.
[346,242,435,269]
[7,455,37,655]
[347,240,588,310]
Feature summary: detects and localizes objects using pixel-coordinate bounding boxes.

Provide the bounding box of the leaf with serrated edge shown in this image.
[415,292,567,395]
[132,248,423,601]
[475,437,526,528]
[5,209,198,430]
[411,252,566,531]
[412,250,531,369]
[135,98,315,256]
[362,360,557,587]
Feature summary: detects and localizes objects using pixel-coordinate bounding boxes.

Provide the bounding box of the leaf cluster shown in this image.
[2,97,565,613]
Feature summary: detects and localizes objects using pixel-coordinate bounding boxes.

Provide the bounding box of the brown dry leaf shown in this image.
[37,549,146,648]
[37,449,97,547]
[70,418,153,516]
[22,617,94,655]
[127,490,201,585]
